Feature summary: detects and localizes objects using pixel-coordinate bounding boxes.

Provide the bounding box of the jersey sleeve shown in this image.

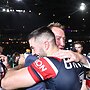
[27,57,58,83]
[83,58,90,69]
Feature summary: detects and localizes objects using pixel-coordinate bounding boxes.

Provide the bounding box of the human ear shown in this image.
[44,41,49,50]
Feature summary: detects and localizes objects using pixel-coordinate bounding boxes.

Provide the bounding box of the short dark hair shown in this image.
[28,26,56,42]
[73,41,84,47]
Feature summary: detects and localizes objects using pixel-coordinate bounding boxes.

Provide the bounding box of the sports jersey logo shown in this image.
[34,59,47,72]
[63,59,82,69]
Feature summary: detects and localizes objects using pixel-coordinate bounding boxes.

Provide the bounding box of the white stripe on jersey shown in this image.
[37,71,44,80]
[44,57,58,75]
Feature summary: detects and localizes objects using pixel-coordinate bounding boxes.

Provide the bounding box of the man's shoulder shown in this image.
[24,55,38,67]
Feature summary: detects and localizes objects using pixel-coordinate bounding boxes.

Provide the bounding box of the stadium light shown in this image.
[79,3,86,11]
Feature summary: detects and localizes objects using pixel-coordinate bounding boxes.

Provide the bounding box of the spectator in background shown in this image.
[9,52,20,68]
[72,41,84,54]
[19,49,32,66]
[72,41,89,90]
[24,49,32,59]
[12,52,20,66]
[24,49,38,67]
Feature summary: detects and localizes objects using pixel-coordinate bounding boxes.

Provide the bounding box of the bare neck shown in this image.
[47,46,59,56]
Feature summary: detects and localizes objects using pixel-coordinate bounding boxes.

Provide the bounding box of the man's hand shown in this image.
[53,50,90,68]
[53,50,80,62]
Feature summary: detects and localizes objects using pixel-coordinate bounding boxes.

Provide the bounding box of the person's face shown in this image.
[51,27,65,49]
[29,38,47,57]
[74,44,83,54]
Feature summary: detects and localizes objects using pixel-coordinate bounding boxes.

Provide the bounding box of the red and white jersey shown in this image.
[28,57,59,83]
